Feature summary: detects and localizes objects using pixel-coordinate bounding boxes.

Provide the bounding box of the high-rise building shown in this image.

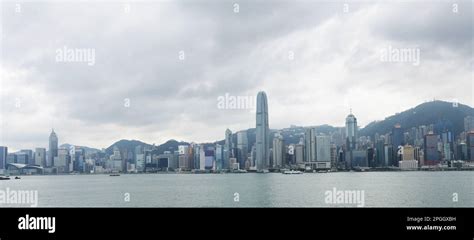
[34,148,46,166]
[330,144,337,169]
[0,146,7,169]
[304,127,317,162]
[402,145,415,160]
[467,132,474,161]
[295,143,304,164]
[255,91,269,171]
[464,116,474,132]
[48,129,58,167]
[272,133,284,169]
[55,147,70,173]
[424,133,440,165]
[316,135,331,162]
[224,129,233,169]
[375,140,385,167]
[236,130,248,169]
[16,153,29,164]
[20,149,34,165]
[215,144,224,171]
[345,110,358,151]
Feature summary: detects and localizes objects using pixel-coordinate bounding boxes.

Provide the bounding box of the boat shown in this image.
[282,170,303,175]
[15,176,21,179]
[0,176,11,180]
[109,174,120,176]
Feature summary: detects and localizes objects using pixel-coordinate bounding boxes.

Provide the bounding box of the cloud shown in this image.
[1,0,472,151]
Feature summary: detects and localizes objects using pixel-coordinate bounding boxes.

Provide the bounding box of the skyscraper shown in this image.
[272,132,284,169]
[304,127,317,162]
[34,148,46,167]
[224,129,233,169]
[255,91,269,171]
[236,130,248,169]
[0,146,7,170]
[345,111,358,150]
[424,132,440,165]
[48,129,58,167]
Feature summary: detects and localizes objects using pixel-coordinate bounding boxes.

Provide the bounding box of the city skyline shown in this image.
[1,98,474,152]
[1,1,472,151]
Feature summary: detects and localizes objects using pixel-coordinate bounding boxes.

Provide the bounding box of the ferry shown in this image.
[0,176,11,180]
[282,170,303,175]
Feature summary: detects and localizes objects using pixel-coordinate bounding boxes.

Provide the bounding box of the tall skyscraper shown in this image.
[424,132,440,165]
[224,129,233,169]
[236,130,248,169]
[345,110,358,150]
[34,148,46,166]
[255,91,269,171]
[0,146,7,169]
[316,135,331,162]
[467,132,474,161]
[304,127,317,162]
[272,132,284,169]
[48,129,58,167]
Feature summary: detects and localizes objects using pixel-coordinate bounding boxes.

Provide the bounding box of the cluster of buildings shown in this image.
[1,93,474,175]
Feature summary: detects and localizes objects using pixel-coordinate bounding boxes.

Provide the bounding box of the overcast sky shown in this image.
[1,0,472,151]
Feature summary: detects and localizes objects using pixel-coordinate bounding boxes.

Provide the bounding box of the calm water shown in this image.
[0,172,472,207]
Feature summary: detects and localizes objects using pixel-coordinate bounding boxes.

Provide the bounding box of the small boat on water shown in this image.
[109,174,120,176]
[15,176,21,179]
[282,170,303,175]
[0,176,11,180]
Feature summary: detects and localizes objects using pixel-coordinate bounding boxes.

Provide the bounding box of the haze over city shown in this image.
[1,1,472,151]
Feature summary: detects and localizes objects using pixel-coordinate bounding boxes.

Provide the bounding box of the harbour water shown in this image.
[0,171,472,207]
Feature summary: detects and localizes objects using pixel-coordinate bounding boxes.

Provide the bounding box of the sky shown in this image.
[1,0,473,151]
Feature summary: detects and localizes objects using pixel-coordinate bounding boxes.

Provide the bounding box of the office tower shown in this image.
[316,135,331,162]
[0,146,7,169]
[48,129,58,167]
[424,133,440,165]
[34,148,46,166]
[464,116,474,132]
[304,127,317,162]
[350,150,368,167]
[287,144,295,165]
[384,145,393,166]
[56,147,70,173]
[330,144,337,169]
[236,130,248,169]
[345,110,358,150]
[375,140,385,167]
[255,91,269,171]
[402,145,415,160]
[73,147,85,172]
[272,133,284,169]
[295,143,304,164]
[250,144,256,167]
[391,124,404,148]
[224,129,233,167]
[16,153,29,164]
[367,147,375,167]
[215,144,224,171]
[20,149,34,165]
[467,132,474,161]
[315,135,331,169]
[199,146,206,170]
